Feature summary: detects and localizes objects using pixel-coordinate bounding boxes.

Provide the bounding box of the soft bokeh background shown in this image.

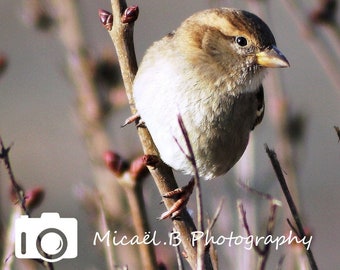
[0,0,339,269]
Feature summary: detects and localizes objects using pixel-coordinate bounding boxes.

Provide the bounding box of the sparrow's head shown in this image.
[175,8,289,90]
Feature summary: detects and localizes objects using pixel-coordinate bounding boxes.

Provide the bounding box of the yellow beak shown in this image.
[256,46,290,68]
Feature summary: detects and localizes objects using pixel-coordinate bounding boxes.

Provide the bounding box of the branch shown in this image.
[104,151,157,269]
[265,144,318,270]
[0,137,54,270]
[0,138,27,214]
[100,2,207,268]
[237,186,281,270]
[51,0,124,218]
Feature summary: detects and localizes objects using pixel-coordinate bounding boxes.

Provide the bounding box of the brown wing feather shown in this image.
[251,84,265,130]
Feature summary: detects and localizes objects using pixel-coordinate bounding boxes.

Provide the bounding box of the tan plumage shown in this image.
[133,8,289,179]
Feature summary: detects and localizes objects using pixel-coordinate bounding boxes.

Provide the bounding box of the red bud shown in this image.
[25,187,45,210]
[104,151,129,176]
[121,5,139,24]
[129,156,149,181]
[142,154,160,167]
[98,9,113,31]
[0,53,8,76]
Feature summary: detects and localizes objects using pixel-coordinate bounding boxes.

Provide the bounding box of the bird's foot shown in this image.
[159,178,195,220]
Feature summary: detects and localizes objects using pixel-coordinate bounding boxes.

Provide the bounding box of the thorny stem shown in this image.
[265,145,318,270]
[0,138,54,270]
[0,138,27,214]
[103,0,212,268]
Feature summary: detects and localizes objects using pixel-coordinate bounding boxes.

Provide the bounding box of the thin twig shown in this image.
[0,138,27,214]
[237,198,280,270]
[206,199,224,235]
[172,229,185,270]
[237,181,282,270]
[237,201,262,255]
[238,180,279,202]
[0,137,54,270]
[265,144,318,270]
[258,200,280,270]
[97,197,116,270]
[120,173,158,269]
[287,218,300,238]
[176,114,206,270]
[206,199,224,270]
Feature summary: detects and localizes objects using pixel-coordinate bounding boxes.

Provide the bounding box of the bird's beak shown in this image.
[256,45,290,68]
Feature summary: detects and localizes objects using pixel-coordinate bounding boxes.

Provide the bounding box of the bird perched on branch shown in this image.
[133,8,289,216]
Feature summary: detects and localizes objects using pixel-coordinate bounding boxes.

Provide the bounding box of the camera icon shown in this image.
[15,213,78,262]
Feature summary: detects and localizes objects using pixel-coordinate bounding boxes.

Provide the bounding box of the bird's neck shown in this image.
[222,66,267,94]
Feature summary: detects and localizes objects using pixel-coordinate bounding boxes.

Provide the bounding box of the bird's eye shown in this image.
[235,36,248,47]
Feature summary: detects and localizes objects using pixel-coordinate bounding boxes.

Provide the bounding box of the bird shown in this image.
[132,8,289,216]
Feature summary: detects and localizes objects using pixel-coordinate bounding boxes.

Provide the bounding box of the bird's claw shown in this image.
[159,178,195,220]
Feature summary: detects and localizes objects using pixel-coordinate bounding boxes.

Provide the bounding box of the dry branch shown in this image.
[265,145,318,270]
[101,0,213,268]
[51,0,124,218]
[0,138,54,270]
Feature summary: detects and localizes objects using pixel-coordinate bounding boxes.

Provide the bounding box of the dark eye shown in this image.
[235,36,248,47]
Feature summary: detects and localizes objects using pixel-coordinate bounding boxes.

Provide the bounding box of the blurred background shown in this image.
[0,0,339,269]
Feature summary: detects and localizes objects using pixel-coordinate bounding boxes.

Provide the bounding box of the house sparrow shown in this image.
[133,8,289,180]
